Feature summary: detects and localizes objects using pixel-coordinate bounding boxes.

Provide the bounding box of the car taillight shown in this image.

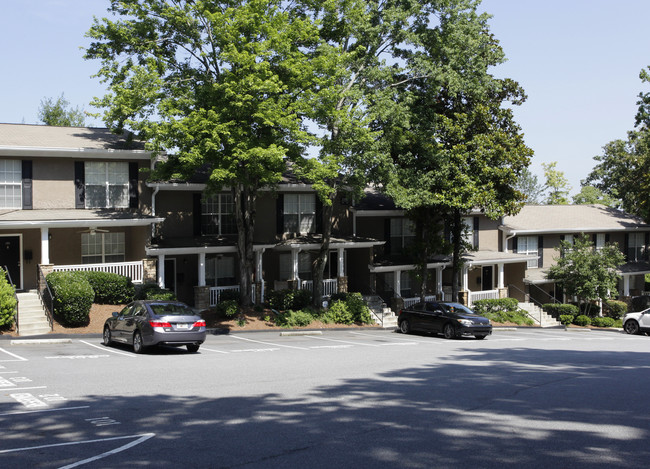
[193,320,206,327]
[150,321,172,328]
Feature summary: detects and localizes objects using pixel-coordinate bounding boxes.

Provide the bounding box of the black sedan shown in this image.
[398,301,492,339]
[103,300,207,353]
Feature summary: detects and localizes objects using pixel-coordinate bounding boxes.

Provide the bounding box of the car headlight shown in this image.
[458,319,473,327]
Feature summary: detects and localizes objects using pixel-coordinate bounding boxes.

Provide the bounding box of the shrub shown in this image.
[604,300,627,319]
[573,315,591,327]
[559,314,574,326]
[330,292,373,324]
[266,289,313,311]
[135,283,176,301]
[83,271,134,304]
[630,295,650,312]
[216,299,239,318]
[274,309,314,328]
[326,300,354,324]
[543,303,579,318]
[472,298,519,315]
[0,271,17,327]
[219,289,241,302]
[47,271,94,326]
[591,316,615,328]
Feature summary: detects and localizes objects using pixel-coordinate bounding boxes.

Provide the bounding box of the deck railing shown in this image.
[403,295,438,309]
[299,279,338,297]
[209,285,240,306]
[469,289,499,305]
[52,261,144,284]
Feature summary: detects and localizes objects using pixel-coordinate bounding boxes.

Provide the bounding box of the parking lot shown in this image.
[1,328,649,468]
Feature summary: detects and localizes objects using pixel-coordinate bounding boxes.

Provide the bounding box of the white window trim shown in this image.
[0,160,22,209]
[81,232,125,264]
[85,161,129,209]
[201,194,235,236]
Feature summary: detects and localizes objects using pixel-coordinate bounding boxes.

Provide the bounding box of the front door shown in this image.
[0,236,21,289]
[164,258,176,294]
[482,266,493,291]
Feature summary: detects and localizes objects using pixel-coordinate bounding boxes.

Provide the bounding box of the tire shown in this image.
[187,344,200,353]
[474,334,488,340]
[103,327,112,346]
[399,320,411,334]
[443,323,457,340]
[624,320,640,335]
[133,331,145,354]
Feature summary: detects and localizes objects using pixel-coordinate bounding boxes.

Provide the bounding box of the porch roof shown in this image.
[464,250,536,266]
[523,268,554,285]
[618,261,650,276]
[274,234,383,250]
[0,209,163,229]
[146,236,275,255]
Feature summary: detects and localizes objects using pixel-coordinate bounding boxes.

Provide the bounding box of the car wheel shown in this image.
[187,344,200,353]
[399,320,410,334]
[103,327,112,346]
[443,323,457,339]
[474,334,487,340]
[624,320,640,335]
[133,331,145,354]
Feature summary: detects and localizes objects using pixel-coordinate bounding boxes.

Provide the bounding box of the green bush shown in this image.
[591,316,616,328]
[266,289,312,311]
[604,300,627,319]
[472,298,519,315]
[216,299,239,318]
[573,315,591,327]
[47,271,94,326]
[330,292,373,324]
[82,271,134,304]
[543,303,579,318]
[135,283,176,301]
[274,309,314,328]
[326,300,354,324]
[0,271,17,327]
[559,314,574,326]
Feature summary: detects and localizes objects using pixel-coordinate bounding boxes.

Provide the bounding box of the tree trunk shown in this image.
[451,209,463,302]
[312,196,335,308]
[234,185,257,308]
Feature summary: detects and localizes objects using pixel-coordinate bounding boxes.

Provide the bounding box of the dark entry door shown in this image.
[164,258,176,294]
[482,266,493,291]
[0,236,20,288]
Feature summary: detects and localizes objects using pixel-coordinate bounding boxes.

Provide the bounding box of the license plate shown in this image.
[175,323,189,330]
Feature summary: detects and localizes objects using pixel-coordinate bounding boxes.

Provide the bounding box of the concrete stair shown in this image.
[364,295,398,329]
[16,291,51,336]
[519,302,560,327]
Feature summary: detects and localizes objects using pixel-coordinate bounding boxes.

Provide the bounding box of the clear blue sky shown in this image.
[1,0,649,195]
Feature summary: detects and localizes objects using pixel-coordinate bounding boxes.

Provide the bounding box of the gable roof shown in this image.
[501,204,650,235]
[0,123,149,158]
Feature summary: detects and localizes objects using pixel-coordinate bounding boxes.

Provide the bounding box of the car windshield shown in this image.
[149,303,195,316]
[440,303,476,315]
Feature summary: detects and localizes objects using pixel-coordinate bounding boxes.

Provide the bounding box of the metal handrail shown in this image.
[528,282,560,305]
[37,265,54,330]
[2,266,18,333]
[507,283,543,324]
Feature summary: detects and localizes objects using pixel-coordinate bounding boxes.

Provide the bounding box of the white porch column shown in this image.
[436,267,443,296]
[255,249,264,280]
[462,265,469,291]
[337,247,345,277]
[623,274,631,296]
[394,270,402,297]
[498,263,505,289]
[40,227,50,265]
[291,248,300,281]
[198,252,206,287]
[158,254,165,289]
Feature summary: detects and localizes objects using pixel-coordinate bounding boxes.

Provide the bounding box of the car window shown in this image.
[149,303,194,316]
[412,303,425,312]
[133,305,147,317]
[119,305,134,317]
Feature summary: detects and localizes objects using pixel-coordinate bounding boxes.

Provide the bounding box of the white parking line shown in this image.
[0,347,27,362]
[200,347,230,354]
[230,335,309,350]
[307,336,380,347]
[79,340,136,357]
[0,405,90,417]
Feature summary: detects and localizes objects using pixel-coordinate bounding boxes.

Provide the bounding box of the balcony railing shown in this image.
[299,279,338,297]
[209,285,240,306]
[469,289,499,305]
[52,261,144,284]
[403,295,438,309]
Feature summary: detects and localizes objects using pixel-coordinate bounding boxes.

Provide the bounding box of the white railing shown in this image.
[299,279,338,297]
[469,289,499,305]
[209,285,240,306]
[53,261,144,284]
[403,295,438,308]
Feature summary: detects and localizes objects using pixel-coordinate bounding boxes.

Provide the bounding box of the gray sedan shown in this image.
[103,300,207,353]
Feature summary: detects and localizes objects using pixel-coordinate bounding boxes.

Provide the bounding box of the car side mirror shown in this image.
[112,312,119,317]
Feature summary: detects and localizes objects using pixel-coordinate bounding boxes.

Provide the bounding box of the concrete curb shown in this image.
[280,331,323,337]
[11,338,73,345]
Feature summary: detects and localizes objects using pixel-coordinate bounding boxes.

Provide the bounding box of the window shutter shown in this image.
[512,237,518,253]
[624,233,629,262]
[129,162,139,209]
[74,161,85,209]
[538,236,544,267]
[193,193,202,236]
[21,160,32,210]
[276,194,284,235]
[605,233,610,243]
[645,233,650,261]
[315,197,323,233]
[384,219,392,255]
[473,216,479,248]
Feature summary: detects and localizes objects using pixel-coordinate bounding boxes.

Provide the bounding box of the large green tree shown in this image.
[381,2,532,300]
[85,0,317,306]
[514,168,544,204]
[542,161,571,205]
[546,235,624,315]
[572,185,618,206]
[38,94,85,127]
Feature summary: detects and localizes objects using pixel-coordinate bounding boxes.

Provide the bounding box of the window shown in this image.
[284,194,315,234]
[85,162,129,208]
[201,194,235,235]
[206,255,236,286]
[595,233,606,250]
[390,218,415,255]
[517,236,539,268]
[628,233,646,262]
[462,216,479,248]
[0,160,22,209]
[81,232,125,263]
[279,252,313,281]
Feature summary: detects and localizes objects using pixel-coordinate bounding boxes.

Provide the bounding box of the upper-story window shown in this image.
[201,194,236,236]
[284,194,315,234]
[517,236,539,268]
[85,162,129,208]
[595,233,606,250]
[390,218,415,255]
[628,232,646,262]
[81,232,125,263]
[0,160,22,209]
[462,216,479,248]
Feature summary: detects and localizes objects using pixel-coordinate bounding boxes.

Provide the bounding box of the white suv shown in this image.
[623,308,650,335]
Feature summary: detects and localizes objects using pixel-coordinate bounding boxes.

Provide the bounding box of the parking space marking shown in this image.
[307,336,380,347]
[0,405,90,416]
[230,335,309,350]
[0,347,27,362]
[200,347,230,354]
[79,340,136,357]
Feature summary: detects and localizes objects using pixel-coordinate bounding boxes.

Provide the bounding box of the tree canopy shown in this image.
[38,94,85,127]
[542,162,570,205]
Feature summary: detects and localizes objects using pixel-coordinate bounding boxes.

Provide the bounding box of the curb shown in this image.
[11,338,73,345]
[280,331,323,337]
